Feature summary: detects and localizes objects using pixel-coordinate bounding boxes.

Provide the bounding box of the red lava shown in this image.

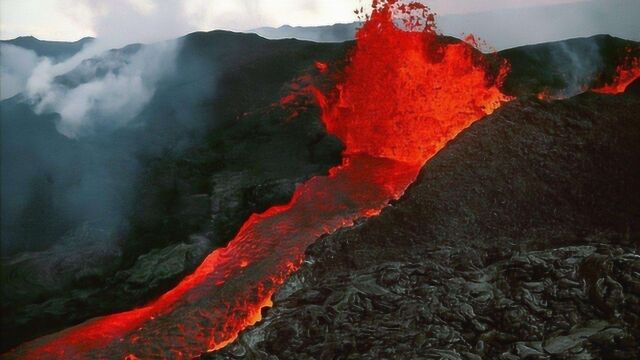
[592,56,640,94]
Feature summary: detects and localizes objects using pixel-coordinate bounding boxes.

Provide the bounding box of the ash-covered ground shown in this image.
[211,86,640,359]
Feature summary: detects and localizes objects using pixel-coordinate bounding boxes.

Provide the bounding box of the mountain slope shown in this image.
[211,88,640,359]
[252,23,360,43]
[501,35,640,97]
[251,0,640,50]
[0,36,94,61]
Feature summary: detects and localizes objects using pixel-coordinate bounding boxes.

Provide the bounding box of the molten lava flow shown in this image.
[593,56,640,94]
[8,156,421,360]
[7,1,511,359]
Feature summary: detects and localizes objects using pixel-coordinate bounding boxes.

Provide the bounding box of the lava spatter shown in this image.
[7,1,511,359]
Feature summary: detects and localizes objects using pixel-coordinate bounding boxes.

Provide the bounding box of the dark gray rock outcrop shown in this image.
[210,91,640,359]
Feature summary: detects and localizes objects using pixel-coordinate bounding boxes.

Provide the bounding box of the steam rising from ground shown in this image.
[551,41,602,96]
[0,45,40,100]
[1,0,190,255]
[27,41,179,137]
[21,0,189,137]
[67,0,195,45]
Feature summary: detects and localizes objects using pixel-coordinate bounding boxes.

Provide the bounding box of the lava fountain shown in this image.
[7,1,511,359]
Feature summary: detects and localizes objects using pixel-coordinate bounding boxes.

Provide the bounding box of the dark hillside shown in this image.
[500,35,640,97]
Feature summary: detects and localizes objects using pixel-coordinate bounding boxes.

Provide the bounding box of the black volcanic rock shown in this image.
[626,78,640,95]
[210,92,640,359]
[250,0,640,51]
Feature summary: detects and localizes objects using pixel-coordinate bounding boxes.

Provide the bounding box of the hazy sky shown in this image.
[1,0,592,41]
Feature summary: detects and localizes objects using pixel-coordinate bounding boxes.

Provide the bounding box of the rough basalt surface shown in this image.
[210,90,640,359]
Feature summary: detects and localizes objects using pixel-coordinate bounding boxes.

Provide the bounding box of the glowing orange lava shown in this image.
[536,90,553,101]
[593,57,640,94]
[318,1,510,164]
[6,1,511,359]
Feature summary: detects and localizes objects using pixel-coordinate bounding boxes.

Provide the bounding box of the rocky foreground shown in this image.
[211,86,640,359]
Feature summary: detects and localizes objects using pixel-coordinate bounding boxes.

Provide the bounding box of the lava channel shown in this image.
[7,1,512,359]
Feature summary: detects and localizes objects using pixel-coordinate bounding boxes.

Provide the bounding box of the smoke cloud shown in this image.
[28,41,179,137]
[64,0,197,46]
[552,41,602,96]
[0,44,40,100]
[1,0,197,256]
[21,0,192,138]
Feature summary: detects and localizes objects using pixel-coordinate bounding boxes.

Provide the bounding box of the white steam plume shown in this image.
[28,41,179,137]
[24,0,192,138]
[0,44,40,100]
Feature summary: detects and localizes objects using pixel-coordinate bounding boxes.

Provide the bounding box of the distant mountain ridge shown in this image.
[252,0,640,50]
[3,0,638,56]
[252,22,360,43]
[0,36,94,61]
